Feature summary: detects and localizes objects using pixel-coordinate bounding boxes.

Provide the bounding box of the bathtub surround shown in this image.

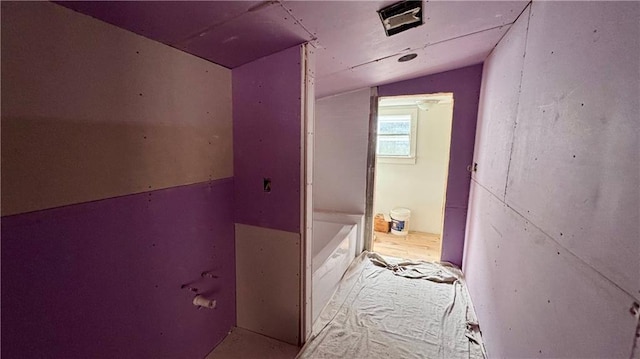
[310,210,364,324]
[232,45,314,345]
[1,2,235,358]
[313,89,370,260]
[313,211,365,259]
[463,2,640,357]
[311,218,358,323]
[314,89,371,215]
[378,65,483,267]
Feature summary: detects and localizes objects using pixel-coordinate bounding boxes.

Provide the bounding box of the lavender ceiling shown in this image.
[57,1,529,98]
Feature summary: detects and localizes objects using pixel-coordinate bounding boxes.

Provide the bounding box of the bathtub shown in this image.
[311,212,362,323]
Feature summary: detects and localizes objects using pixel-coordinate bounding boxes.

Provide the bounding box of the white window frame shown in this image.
[376,106,418,164]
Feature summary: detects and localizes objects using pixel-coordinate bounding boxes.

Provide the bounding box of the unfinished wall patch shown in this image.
[235,223,301,345]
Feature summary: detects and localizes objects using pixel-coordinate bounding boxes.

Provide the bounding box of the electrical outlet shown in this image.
[263,178,271,193]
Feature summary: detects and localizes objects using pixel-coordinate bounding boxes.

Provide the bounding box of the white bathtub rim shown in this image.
[312,224,355,273]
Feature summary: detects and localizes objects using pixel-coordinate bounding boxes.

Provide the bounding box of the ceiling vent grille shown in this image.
[378,0,424,37]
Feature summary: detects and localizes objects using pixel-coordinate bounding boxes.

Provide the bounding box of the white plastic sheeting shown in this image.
[298,252,485,359]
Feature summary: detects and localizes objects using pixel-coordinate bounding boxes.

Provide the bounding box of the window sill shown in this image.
[377,156,416,165]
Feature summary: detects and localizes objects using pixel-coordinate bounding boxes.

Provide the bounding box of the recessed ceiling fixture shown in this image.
[378,0,424,37]
[398,53,418,62]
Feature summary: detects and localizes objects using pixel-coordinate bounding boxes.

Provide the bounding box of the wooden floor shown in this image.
[372,230,441,262]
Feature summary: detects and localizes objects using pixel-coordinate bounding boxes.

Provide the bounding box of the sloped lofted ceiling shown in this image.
[57,1,529,98]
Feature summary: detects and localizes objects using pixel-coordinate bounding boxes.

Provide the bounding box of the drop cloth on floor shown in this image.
[298,252,486,359]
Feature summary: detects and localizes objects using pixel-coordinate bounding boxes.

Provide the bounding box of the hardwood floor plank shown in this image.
[372,230,441,262]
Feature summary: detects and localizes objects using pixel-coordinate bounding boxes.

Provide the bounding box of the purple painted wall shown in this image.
[1,179,235,358]
[378,65,483,266]
[233,45,302,234]
[2,3,236,356]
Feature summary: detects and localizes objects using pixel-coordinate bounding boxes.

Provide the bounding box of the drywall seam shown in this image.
[425,23,510,48]
[177,7,263,46]
[277,1,317,44]
[1,1,233,216]
[502,0,638,296]
[472,177,639,302]
[501,5,531,200]
[484,1,532,62]
[0,178,234,219]
[465,180,636,357]
[317,86,371,101]
[347,23,510,73]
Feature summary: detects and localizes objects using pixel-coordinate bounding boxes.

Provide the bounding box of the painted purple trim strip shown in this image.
[233,45,302,234]
[1,178,235,358]
[379,64,483,266]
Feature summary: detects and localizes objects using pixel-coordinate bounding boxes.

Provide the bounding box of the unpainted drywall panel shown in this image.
[2,120,232,215]
[314,88,370,214]
[504,1,640,296]
[1,2,232,216]
[472,6,530,197]
[233,45,302,234]
[235,223,301,345]
[464,182,637,358]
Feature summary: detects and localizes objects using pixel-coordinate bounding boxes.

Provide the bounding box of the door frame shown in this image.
[299,43,315,344]
[364,91,455,254]
[363,87,379,251]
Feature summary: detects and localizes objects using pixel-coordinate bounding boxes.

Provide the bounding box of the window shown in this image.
[377,106,418,164]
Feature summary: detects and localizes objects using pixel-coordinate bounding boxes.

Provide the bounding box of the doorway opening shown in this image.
[371,93,454,262]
